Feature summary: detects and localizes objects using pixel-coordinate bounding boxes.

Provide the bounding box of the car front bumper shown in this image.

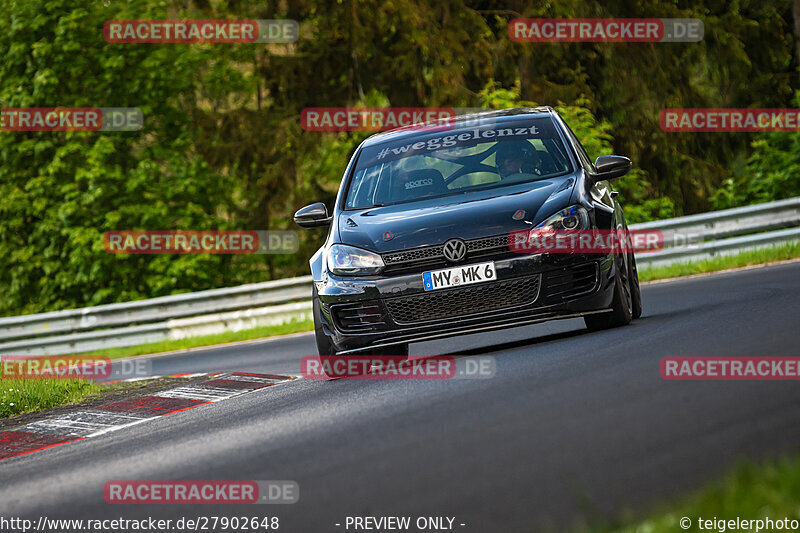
[316,252,618,354]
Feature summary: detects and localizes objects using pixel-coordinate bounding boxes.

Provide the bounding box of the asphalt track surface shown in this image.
[2,261,800,532]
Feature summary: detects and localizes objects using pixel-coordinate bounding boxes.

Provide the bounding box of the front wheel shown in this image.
[628,250,642,319]
[312,286,337,356]
[313,287,410,377]
[584,252,633,331]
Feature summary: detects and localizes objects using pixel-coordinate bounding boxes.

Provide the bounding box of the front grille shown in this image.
[466,234,508,252]
[383,246,442,265]
[331,301,387,332]
[384,275,541,324]
[382,234,513,273]
[541,263,598,301]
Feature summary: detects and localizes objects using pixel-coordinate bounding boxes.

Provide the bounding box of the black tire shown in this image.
[313,287,409,377]
[628,250,643,319]
[312,292,348,378]
[584,251,633,331]
[312,286,337,356]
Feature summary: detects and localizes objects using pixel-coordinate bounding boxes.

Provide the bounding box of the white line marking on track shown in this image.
[153,385,249,402]
[19,410,154,437]
[1,373,297,461]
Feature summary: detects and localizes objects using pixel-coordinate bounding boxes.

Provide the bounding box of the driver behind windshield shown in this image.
[494,140,538,178]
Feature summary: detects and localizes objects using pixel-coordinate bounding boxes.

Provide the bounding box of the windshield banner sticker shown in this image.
[364,120,556,165]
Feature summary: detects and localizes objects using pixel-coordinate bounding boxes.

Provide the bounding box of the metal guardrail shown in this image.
[634,227,800,268]
[631,197,800,268]
[1,198,798,355]
[631,197,800,247]
[0,302,313,356]
[0,277,313,355]
[0,276,312,342]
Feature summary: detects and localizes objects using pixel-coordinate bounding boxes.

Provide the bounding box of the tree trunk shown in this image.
[795,0,800,78]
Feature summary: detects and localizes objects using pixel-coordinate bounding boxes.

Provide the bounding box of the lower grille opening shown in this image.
[384,275,541,324]
[332,302,387,332]
[542,263,598,301]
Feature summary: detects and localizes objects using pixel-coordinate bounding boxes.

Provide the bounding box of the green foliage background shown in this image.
[0,0,798,316]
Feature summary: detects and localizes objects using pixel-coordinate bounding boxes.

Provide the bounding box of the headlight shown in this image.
[327,244,385,275]
[536,205,590,231]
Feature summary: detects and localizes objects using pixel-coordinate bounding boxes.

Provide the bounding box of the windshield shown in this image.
[344,117,572,209]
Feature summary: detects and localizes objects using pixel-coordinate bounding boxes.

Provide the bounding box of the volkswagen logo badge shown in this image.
[442,239,467,262]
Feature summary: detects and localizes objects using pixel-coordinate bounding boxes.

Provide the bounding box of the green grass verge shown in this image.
[73,318,315,359]
[596,456,800,532]
[0,377,104,418]
[638,241,800,282]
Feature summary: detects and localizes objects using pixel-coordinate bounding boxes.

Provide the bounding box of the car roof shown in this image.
[360,106,557,147]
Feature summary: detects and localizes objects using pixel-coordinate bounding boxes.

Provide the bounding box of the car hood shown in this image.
[337,175,577,253]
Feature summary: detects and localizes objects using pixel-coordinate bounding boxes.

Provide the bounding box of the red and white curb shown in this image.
[0,372,294,462]
[104,371,216,384]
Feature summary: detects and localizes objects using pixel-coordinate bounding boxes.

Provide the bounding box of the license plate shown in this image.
[422,261,496,291]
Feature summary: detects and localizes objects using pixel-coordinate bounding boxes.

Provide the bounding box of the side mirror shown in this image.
[593,155,631,181]
[294,202,332,228]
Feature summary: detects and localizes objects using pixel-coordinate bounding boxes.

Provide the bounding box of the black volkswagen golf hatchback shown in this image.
[295,107,642,358]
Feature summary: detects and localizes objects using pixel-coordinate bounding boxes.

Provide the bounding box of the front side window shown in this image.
[344,118,573,209]
[563,123,595,173]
